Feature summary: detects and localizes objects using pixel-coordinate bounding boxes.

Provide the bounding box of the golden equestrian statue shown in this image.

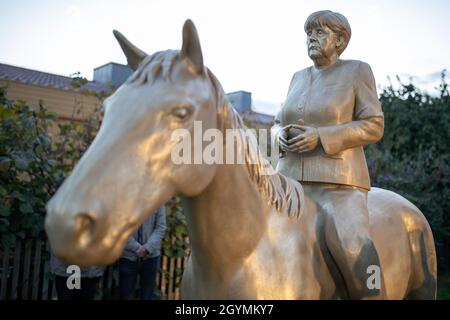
[45,16,436,299]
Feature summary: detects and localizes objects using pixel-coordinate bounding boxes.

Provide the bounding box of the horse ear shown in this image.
[113,30,147,71]
[181,19,204,74]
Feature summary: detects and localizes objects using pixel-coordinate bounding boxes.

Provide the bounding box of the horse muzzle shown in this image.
[45,197,111,266]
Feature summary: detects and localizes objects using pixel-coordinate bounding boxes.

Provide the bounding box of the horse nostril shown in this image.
[75,213,96,248]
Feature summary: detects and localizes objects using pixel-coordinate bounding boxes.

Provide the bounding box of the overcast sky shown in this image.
[1,0,449,115]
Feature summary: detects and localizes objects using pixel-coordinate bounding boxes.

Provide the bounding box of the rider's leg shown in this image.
[322,186,386,299]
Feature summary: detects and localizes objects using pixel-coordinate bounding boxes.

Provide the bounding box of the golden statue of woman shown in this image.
[273,10,385,299]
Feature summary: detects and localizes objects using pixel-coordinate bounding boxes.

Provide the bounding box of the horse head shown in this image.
[45,20,222,265]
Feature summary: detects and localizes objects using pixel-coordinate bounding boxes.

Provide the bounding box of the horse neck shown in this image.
[181,83,304,283]
[183,161,270,277]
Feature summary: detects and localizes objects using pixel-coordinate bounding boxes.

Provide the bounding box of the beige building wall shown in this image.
[0,80,102,121]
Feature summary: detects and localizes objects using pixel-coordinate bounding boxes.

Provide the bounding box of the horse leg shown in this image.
[323,187,386,299]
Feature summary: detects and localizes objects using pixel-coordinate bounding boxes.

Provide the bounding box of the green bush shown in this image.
[0,80,190,264]
[0,77,109,247]
[0,86,60,245]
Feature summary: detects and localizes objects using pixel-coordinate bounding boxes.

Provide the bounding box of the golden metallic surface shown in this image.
[272,59,384,190]
[45,19,436,299]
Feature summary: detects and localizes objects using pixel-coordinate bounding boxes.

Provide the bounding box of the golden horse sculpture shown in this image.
[45,20,436,299]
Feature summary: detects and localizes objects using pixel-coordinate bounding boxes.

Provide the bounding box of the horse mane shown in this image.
[206,69,305,219]
[126,50,180,86]
[127,49,304,218]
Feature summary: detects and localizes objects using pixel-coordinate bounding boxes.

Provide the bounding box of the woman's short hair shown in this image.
[304,10,351,55]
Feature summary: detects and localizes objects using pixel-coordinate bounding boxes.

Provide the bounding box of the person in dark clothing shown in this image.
[50,252,105,300]
[119,206,167,300]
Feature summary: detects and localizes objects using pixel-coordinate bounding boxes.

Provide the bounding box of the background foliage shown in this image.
[0,87,57,246]
[0,80,190,262]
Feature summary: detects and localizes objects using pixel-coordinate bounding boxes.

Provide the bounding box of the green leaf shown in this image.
[19,202,33,214]
[0,106,13,118]
[175,224,185,236]
[14,157,28,170]
[41,135,51,148]
[35,144,44,155]
[11,191,26,202]
[0,157,11,172]
[48,159,57,167]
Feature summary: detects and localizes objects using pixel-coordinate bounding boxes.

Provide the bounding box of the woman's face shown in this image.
[306,24,339,61]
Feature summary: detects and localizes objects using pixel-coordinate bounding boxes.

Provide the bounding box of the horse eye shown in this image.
[171,106,192,120]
